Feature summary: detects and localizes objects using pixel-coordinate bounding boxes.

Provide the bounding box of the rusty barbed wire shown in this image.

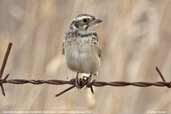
[0,42,171,97]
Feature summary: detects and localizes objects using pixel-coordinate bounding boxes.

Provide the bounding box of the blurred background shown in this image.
[0,0,171,114]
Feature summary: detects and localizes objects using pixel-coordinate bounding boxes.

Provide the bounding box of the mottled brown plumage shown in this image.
[63,14,102,76]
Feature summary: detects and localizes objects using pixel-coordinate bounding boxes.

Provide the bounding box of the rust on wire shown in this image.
[0,42,171,97]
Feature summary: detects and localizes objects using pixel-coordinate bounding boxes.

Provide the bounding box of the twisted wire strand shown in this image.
[1,79,171,87]
[0,43,170,97]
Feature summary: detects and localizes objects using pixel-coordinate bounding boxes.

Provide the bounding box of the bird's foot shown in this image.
[74,73,95,94]
[75,72,84,89]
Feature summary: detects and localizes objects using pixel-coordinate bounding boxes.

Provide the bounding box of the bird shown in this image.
[62,14,102,87]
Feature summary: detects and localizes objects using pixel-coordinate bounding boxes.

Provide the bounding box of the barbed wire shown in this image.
[0,43,170,97]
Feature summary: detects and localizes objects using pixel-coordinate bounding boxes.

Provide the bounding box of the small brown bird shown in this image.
[63,14,102,85]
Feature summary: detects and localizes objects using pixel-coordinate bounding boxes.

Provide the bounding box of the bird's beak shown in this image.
[94,18,103,24]
[90,18,103,26]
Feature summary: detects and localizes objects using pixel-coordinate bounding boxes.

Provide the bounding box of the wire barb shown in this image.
[0,43,12,96]
[156,66,171,88]
[156,66,166,82]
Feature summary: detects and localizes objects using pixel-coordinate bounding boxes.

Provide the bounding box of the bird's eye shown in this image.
[83,18,88,23]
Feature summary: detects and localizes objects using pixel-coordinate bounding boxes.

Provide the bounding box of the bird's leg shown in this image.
[75,72,81,88]
[88,73,93,82]
[88,73,96,82]
[76,72,79,80]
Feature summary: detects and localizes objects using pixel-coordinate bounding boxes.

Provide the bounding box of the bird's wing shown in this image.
[98,46,102,58]
[92,33,102,58]
[62,41,65,55]
[63,31,72,55]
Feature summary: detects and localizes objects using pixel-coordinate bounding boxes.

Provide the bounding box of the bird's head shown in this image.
[70,14,102,31]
